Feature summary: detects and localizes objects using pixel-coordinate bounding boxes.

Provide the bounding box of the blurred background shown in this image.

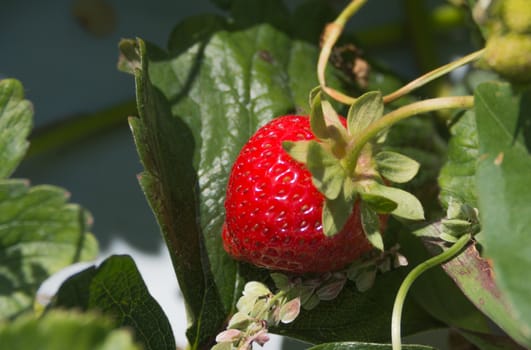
[2,0,472,348]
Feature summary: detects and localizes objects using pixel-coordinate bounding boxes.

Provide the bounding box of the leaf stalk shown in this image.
[391,234,472,350]
[318,0,367,104]
[345,95,474,175]
[383,49,485,103]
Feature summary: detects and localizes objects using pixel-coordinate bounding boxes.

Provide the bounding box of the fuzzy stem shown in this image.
[391,234,472,350]
[383,49,485,103]
[345,95,474,174]
[318,0,367,104]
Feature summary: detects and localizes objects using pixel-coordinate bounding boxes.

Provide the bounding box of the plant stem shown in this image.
[318,0,367,105]
[383,49,485,103]
[391,234,472,350]
[345,95,474,174]
[26,99,136,158]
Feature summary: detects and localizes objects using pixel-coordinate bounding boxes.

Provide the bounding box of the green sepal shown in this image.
[321,99,346,135]
[359,192,398,213]
[308,85,321,108]
[227,312,253,329]
[302,294,320,310]
[322,185,356,237]
[347,262,378,292]
[441,199,481,241]
[361,182,425,220]
[282,140,311,164]
[360,202,385,251]
[374,151,420,183]
[270,272,290,291]
[309,90,347,142]
[310,90,331,139]
[347,91,384,138]
[279,298,301,324]
[307,141,346,200]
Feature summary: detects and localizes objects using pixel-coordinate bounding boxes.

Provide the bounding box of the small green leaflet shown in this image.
[374,151,420,183]
[347,91,384,138]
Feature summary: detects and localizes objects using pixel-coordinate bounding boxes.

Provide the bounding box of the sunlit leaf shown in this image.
[0,79,32,179]
[0,180,98,321]
[474,82,531,347]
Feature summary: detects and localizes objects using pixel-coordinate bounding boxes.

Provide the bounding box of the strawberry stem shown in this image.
[345,95,474,175]
[317,0,484,107]
[391,234,472,350]
[318,0,367,105]
[382,49,485,103]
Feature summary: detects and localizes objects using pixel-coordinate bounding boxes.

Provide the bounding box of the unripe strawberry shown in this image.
[223,115,378,274]
[484,33,531,83]
[503,0,531,34]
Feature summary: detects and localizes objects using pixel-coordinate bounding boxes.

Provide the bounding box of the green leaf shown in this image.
[0,79,33,179]
[375,151,420,183]
[438,110,479,208]
[122,13,344,347]
[308,341,435,350]
[307,141,346,200]
[50,255,175,350]
[347,91,384,138]
[360,202,384,251]
[0,179,98,321]
[0,310,141,350]
[474,82,531,347]
[361,182,424,220]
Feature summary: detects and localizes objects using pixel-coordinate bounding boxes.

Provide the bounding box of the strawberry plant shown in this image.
[1,0,530,349]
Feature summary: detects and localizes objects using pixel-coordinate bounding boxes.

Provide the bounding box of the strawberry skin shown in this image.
[223,115,374,274]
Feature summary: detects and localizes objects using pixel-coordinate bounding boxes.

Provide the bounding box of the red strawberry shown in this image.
[223,115,376,274]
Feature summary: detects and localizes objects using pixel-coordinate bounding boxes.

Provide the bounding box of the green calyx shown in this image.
[440,199,481,243]
[283,89,424,247]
